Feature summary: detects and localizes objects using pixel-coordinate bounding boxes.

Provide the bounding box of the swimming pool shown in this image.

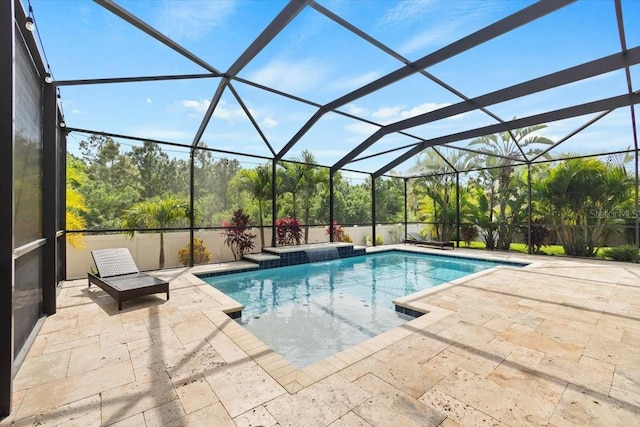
[202,250,521,368]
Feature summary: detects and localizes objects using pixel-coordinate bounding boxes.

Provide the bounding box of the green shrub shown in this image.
[363,235,384,246]
[178,238,212,266]
[603,245,638,262]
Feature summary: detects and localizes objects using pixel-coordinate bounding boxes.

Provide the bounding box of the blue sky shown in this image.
[26,0,640,175]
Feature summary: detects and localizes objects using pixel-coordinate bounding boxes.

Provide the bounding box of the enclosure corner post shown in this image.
[527,163,533,255]
[329,170,335,243]
[189,148,195,267]
[455,172,460,249]
[403,178,408,243]
[271,159,277,247]
[371,175,376,246]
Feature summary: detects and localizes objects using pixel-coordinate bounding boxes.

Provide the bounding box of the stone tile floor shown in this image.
[2,246,639,426]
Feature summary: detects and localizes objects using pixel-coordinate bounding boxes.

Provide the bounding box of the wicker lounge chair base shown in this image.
[88,272,169,310]
[88,248,170,310]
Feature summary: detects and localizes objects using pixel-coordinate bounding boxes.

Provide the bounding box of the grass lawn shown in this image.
[455,240,640,262]
[455,241,608,259]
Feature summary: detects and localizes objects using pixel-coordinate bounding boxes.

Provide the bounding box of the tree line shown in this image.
[67,126,638,259]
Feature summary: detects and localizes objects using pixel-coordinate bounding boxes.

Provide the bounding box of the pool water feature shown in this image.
[202,251,521,368]
[304,246,339,262]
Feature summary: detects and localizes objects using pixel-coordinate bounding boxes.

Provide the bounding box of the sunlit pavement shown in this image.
[3,246,639,426]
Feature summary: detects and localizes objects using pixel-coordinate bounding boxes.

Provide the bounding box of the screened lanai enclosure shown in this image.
[3,0,640,416]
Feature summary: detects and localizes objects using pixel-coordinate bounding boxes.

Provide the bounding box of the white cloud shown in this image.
[71,109,82,115]
[180,99,249,123]
[146,98,153,104]
[213,100,248,121]
[156,0,235,42]
[399,102,449,119]
[329,71,382,93]
[262,117,278,128]
[399,21,461,55]
[372,102,450,124]
[248,58,328,94]
[345,103,366,115]
[379,0,435,27]
[344,122,379,135]
[383,1,508,55]
[372,106,402,120]
[181,99,210,114]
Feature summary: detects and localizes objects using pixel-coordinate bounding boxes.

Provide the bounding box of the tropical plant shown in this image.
[121,196,190,268]
[387,224,404,244]
[535,158,633,257]
[459,224,478,247]
[234,164,271,249]
[471,186,498,250]
[362,235,384,246]
[222,209,256,260]
[469,125,553,250]
[278,160,304,218]
[276,216,303,246]
[325,220,351,242]
[298,151,327,243]
[603,245,638,262]
[523,218,550,254]
[411,149,477,242]
[177,238,212,266]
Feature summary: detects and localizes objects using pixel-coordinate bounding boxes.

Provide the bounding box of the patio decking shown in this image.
[2,246,639,426]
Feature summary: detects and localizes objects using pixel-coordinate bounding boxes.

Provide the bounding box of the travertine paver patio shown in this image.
[2,246,639,426]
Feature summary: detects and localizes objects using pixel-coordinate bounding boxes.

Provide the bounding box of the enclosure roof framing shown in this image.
[374,93,640,178]
[336,47,640,174]
[276,0,572,161]
[29,0,640,178]
[94,0,220,75]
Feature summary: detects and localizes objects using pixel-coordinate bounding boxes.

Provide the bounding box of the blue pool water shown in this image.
[202,251,520,368]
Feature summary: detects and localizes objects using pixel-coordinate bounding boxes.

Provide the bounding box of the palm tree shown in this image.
[536,158,633,257]
[469,125,553,250]
[298,150,326,243]
[236,165,271,249]
[279,160,304,218]
[121,196,190,268]
[410,149,478,241]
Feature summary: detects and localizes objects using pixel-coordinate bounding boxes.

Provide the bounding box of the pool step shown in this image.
[242,253,282,269]
[243,243,366,269]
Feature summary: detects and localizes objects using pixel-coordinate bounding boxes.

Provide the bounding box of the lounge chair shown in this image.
[404,232,454,250]
[88,248,169,310]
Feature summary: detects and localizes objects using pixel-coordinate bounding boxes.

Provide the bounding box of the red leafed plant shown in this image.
[325,220,345,242]
[276,216,303,246]
[223,209,256,260]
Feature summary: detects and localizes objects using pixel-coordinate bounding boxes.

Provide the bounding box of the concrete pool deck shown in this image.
[2,245,639,426]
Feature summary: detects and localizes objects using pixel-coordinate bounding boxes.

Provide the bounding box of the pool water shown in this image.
[203,251,516,368]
